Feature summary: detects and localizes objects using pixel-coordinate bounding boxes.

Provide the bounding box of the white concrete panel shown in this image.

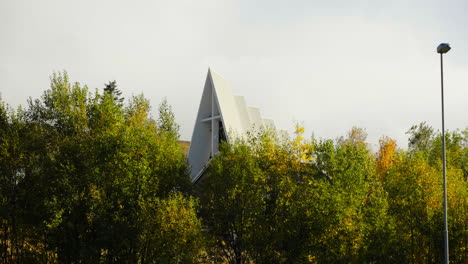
[262,118,275,128]
[247,106,262,130]
[210,69,244,136]
[188,73,215,181]
[233,95,250,134]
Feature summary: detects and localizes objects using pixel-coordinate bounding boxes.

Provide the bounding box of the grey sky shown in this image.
[1,0,467,149]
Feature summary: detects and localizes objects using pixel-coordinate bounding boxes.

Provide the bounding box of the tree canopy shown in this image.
[0,72,200,263]
[0,72,466,263]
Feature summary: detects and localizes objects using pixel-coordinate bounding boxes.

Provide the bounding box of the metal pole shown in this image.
[211,83,214,156]
[440,53,449,264]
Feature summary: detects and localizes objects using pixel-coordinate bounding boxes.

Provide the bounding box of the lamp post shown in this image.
[437,42,450,264]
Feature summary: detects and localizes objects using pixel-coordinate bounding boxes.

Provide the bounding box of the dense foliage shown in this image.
[0,72,200,263]
[198,126,467,263]
[0,73,466,263]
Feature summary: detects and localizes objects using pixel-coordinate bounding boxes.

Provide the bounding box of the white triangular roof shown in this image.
[188,68,277,182]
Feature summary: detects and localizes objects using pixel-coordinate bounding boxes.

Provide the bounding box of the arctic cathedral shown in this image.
[187,69,281,183]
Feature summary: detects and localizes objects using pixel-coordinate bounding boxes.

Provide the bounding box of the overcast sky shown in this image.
[1,0,467,149]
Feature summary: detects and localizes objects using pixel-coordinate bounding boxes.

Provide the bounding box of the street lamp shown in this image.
[437,42,450,264]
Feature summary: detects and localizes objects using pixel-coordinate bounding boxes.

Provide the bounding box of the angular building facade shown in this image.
[188,69,277,183]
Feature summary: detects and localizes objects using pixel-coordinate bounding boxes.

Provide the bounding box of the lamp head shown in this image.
[437,43,451,54]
